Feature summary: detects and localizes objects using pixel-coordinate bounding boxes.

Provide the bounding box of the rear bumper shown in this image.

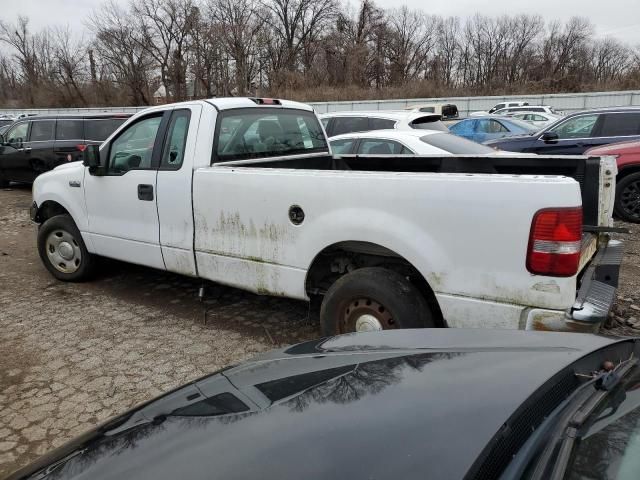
[571,238,623,325]
[525,238,623,333]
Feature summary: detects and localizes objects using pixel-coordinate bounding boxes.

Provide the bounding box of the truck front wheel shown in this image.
[37,214,95,281]
[320,267,435,336]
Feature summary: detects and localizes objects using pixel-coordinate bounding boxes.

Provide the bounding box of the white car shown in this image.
[493,105,558,116]
[469,101,529,117]
[507,112,561,128]
[329,129,498,155]
[319,110,448,137]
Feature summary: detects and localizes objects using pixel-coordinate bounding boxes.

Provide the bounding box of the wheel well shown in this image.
[617,166,640,183]
[305,241,445,327]
[35,201,70,224]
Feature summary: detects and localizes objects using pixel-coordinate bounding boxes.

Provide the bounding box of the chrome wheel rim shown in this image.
[46,229,82,274]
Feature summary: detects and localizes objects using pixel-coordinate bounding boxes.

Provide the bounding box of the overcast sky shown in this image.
[2,0,639,45]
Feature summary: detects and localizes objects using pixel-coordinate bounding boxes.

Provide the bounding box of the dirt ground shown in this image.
[0,185,639,476]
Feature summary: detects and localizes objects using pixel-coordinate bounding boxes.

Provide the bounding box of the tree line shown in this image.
[1,0,639,108]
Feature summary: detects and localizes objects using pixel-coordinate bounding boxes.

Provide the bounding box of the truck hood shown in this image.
[9,330,629,480]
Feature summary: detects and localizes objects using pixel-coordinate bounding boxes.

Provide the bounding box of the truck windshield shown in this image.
[216,108,328,161]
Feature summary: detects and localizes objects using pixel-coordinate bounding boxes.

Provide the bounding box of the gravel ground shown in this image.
[0,185,639,476]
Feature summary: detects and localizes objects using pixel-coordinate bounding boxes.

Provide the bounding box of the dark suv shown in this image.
[0,113,131,186]
[485,107,640,154]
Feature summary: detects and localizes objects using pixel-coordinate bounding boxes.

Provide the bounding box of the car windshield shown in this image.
[216,108,328,161]
[566,365,640,480]
[420,133,495,154]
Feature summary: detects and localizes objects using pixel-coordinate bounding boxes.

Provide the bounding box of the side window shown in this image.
[29,121,55,142]
[599,113,640,137]
[160,110,191,170]
[370,118,396,130]
[108,115,162,173]
[320,117,329,130]
[549,115,599,139]
[358,139,408,154]
[477,120,508,133]
[332,117,369,136]
[329,138,355,154]
[56,120,83,140]
[5,122,29,144]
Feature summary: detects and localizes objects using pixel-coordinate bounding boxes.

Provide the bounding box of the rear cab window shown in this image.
[215,108,328,162]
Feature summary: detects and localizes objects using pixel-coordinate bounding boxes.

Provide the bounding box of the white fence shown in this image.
[2,90,640,117]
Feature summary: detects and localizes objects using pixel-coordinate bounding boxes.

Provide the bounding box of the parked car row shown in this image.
[0,113,131,187]
[318,104,640,223]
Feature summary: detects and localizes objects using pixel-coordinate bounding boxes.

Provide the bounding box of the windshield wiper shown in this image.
[542,358,637,480]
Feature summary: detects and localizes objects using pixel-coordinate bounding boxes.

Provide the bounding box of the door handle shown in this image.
[23,147,32,153]
[137,184,154,201]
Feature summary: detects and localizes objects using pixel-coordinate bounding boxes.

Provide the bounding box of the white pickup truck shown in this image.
[31,97,623,335]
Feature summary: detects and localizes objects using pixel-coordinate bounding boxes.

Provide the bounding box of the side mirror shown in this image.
[541,131,559,142]
[83,144,105,175]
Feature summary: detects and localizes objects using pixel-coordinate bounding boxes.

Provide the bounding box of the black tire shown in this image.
[615,172,640,223]
[320,267,435,336]
[37,214,95,281]
[0,176,9,188]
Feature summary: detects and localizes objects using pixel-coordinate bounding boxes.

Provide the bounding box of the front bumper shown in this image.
[526,238,624,333]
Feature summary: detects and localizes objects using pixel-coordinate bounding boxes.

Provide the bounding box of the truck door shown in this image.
[156,106,201,276]
[83,111,169,269]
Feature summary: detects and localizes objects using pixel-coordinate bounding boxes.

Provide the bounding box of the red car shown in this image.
[586,140,640,223]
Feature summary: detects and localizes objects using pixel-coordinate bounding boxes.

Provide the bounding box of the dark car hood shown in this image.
[10,330,630,480]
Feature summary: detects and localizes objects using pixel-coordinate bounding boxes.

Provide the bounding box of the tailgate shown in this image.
[578,155,617,270]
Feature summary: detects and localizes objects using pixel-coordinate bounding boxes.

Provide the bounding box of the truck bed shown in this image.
[221,154,610,228]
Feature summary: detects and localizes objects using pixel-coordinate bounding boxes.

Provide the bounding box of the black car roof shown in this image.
[565,106,640,116]
[9,330,634,480]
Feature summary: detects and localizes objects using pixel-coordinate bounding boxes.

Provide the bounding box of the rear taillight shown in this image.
[526,207,582,277]
[76,144,87,152]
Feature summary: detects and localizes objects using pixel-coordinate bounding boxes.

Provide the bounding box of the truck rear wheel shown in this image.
[320,267,435,336]
[37,214,95,281]
[615,172,640,223]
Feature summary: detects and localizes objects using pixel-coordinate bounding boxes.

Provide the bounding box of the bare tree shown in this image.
[88,0,155,105]
[209,0,264,95]
[259,0,338,88]
[132,0,198,101]
[386,7,436,85]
